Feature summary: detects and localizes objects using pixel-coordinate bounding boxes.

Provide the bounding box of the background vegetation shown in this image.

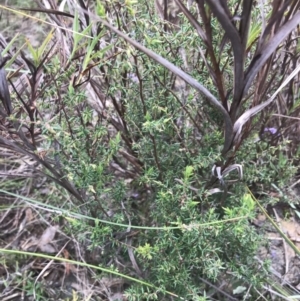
[0,0,300,300]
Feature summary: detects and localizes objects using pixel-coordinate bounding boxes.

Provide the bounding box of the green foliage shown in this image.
[33,4,289,299]
[2,0,299,300]
[237,137,297,201]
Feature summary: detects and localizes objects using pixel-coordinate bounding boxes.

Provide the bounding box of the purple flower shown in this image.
[270,250,276,258]
[264,127,277,135]
[128,73,139,83]
[131,192,140,198]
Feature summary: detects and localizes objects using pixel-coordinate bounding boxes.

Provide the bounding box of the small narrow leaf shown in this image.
[233,286,247,295]
[184,166,194,180]
[96,0,106,18]
[37,28,54,59]
[26,39,39,65]
[242,194,255,211]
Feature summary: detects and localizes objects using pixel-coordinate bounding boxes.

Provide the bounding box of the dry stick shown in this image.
[0,135,83,202]
[272,113,300,121]
[150,134,161,176]
[254,287,268,301]
[33,241,69,300]
[198,276,238,301]
[121,200,143,277]
[272,208,289,276]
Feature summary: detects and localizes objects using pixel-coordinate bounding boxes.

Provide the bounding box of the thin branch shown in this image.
[206,0,244,118]
[78,6,234,155]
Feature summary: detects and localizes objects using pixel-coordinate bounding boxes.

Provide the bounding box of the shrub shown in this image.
[0,0,299,299]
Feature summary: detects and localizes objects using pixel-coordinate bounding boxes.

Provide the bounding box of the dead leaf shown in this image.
[39,244,56,253]
[38,225,58,249]
[21,236,39,251]
[25,208,34,222]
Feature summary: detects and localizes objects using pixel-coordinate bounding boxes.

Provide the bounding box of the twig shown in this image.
[198,276,238,301]
[272,208,289,275]
[34,241,70,300]
[174,178,199,192]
